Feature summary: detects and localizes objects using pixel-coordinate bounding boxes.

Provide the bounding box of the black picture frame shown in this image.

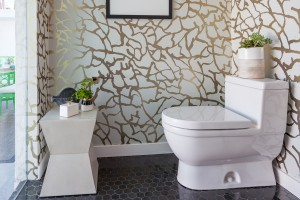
[106,0,172,19]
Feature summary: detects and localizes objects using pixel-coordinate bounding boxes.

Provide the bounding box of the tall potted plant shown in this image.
[238,33,272,79]
[73,78,95,112]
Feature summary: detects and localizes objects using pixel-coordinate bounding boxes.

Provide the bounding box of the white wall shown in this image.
[0,10,15,56]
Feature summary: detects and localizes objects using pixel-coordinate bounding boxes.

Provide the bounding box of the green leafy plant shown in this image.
[240,33,272,48]
[73,78,94,102]
[7,57,14,65]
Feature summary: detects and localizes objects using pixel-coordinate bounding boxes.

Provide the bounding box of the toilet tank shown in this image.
[225,76,289,134]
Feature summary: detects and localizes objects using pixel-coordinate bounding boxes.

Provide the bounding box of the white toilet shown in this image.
[162,76,289,190]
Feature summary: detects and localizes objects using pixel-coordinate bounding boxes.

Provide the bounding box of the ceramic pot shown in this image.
[238,47,265,79]
[81,99,94,112]
[81,104,93,112]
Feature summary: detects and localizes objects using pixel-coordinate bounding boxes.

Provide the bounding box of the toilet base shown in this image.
[177,159,276,190]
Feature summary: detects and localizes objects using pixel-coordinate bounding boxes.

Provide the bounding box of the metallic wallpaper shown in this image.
[27,0,300,184]
[231,0,300,182]
[26,0,40,180]
[49,0,232,145]
[26,0,53,179]
[37,0,53,164]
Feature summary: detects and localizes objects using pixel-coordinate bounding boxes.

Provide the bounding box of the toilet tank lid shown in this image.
[225,76,289,90]
[162,106,252,130]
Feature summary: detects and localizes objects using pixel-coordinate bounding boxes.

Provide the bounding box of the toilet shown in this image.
[162,76,289,190]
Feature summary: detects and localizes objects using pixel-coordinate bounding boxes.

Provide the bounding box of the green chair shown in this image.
[0,72,15,115]
[0,93,15,115]
[0,71,15,87]
[9,71,15,85]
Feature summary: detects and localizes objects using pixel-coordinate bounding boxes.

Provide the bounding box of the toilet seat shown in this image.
[162,106,252,130]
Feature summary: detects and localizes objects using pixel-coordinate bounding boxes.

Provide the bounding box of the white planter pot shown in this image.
[81,104,94,112]
[60,102,79,118]
[238,47,265,79]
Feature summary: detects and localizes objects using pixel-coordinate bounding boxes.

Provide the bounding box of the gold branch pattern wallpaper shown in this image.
[37,0,53,163]
[26,0,40,180]
[27,0,53,179]
[50,0,232,145]
[231,0,300,182]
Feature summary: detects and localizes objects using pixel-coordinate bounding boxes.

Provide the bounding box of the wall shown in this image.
[0,15,15,56]
[14,0,27,187]
[231,0,300,190]
[37,0,53,164]
[25,1,300,189]
[26,0,53,180]
[50,0,232,146]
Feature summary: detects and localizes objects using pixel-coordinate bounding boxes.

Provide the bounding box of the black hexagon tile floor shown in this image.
[16,154,299,200]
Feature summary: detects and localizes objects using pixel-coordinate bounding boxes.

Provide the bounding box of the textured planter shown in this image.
[238,47,265,79]
[81,99,94,112]
[81,104,93,112]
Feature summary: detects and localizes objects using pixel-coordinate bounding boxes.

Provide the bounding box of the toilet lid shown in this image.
[162,106,252,130]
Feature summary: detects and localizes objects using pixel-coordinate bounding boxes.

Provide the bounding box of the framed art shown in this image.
[106,0,172,19]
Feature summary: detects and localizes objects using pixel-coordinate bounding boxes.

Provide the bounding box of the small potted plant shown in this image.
[73,78,95,112]
[7,57,15,69]
[238,33,272,79]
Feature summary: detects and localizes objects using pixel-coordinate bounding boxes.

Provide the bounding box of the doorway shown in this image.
[0,0,27,199]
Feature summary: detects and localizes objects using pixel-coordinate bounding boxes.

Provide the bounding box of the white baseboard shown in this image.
[274,166,300,198]
[38,151,50,180]
[94,142,173,158]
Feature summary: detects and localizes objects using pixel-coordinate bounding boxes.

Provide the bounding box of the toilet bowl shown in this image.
[162,76,289,190]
